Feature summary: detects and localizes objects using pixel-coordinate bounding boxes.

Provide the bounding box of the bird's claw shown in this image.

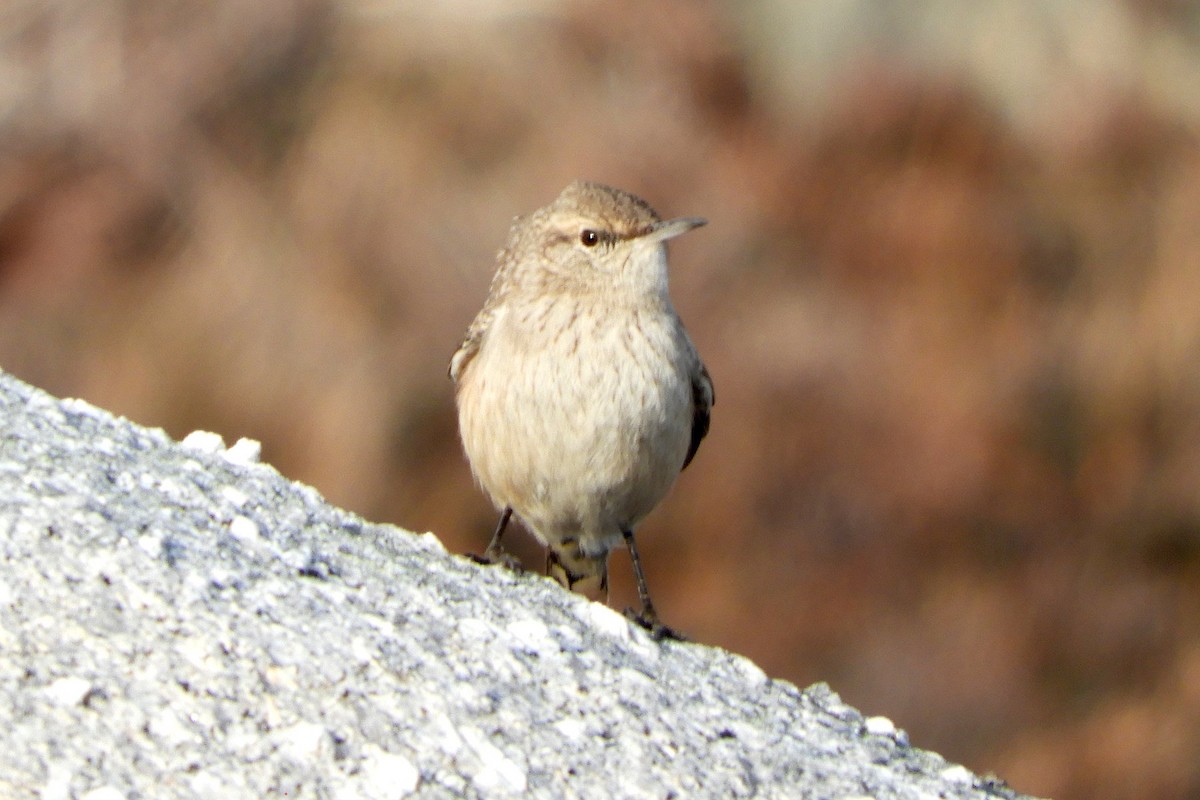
[469,546,525,573]
[625,607,687,642]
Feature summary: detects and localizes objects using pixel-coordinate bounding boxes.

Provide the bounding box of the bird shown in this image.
[449,180,713,639]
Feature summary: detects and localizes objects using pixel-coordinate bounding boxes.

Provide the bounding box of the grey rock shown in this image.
[0,370,1033,799]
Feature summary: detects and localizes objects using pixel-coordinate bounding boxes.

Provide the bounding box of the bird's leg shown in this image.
[484,506,513,557]
[470,506,523,572]
[622,528,686,641]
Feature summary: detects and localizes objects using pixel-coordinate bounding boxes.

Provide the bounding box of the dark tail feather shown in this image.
[546,544,608,602]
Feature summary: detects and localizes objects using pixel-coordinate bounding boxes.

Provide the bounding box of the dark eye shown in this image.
[580,229,600,247]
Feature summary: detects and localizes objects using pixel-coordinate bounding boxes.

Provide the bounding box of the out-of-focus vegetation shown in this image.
[3,2,1199,797]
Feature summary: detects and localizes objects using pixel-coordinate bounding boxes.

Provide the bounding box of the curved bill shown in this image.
[644,216,707,243]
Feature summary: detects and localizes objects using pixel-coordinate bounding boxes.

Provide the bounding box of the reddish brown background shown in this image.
[4,2,1200,797]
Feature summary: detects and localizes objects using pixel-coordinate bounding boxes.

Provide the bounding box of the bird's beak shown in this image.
[644,216,707,243]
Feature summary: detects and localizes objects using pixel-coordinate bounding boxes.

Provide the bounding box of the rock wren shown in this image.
[449,180,713,639]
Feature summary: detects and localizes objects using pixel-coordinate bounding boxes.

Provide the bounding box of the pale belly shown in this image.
[457,305,692,556]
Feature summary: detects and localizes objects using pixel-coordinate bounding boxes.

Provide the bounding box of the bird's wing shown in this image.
[449,303,496,385]
[682,362,713,471]
[448,329,479,384]
[451,235,523,384]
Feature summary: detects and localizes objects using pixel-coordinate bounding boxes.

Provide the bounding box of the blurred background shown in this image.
[3,1,1200,797]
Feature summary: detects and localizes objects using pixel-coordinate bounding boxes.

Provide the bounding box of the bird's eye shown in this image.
[580,229,600,247]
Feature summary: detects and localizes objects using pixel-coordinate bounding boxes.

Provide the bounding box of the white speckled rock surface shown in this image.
[0,370,1033,799]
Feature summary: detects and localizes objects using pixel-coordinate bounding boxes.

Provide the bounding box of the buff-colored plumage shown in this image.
[450,181,712,637]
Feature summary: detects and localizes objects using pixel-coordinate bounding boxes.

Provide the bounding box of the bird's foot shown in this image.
[468,546,525,573]
[624,606,687,642]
